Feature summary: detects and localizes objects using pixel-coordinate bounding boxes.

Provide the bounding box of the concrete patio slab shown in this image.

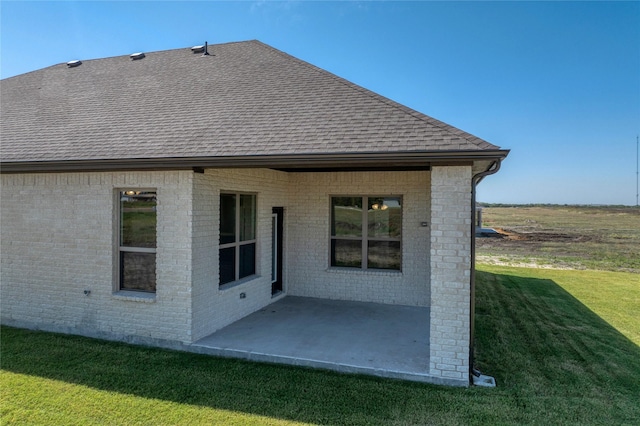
[191,296,431,382]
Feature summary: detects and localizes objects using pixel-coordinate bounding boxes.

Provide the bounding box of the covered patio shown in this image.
[191,296,431,382]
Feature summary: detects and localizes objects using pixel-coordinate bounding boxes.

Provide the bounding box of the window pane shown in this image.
[220,194,236,245]
[331,197,362,237]
[331,239,362,268]
[239,243,256,279]
[120,191,157,248]
[368,197,402,239]
[219,247,236,285]
[120,252,156,292]
[368,241,401,270]
[239,194,256,241]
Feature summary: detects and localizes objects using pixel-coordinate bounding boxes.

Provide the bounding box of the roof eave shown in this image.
[0,150,510,174]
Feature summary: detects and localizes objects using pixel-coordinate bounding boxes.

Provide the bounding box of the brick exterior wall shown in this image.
[1,171,194,344]
[428,166,472,385]
[287,171,431,306]
[190,169,431,339]
[1,167,473,386]
[190,169,289,341]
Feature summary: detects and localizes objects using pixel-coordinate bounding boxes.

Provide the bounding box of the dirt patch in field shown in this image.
[490,228,598,243]
[475,206,640,272]
[476,228,602,267]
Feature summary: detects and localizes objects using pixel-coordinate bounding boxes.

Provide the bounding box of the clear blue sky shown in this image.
[2,1,639,205]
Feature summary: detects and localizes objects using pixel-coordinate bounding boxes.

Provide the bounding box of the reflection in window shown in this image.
[331,239,362,268]
[120,252,156,292]
[331,197,362,238]
[220,194,236,245]
[220,193,257,286]
[330,196,402,270]
[239,194,256,241]
[219,247,235,286]
[367,240,401,270]
[119,190,157,292]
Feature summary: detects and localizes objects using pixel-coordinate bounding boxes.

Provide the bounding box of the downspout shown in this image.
[469,159,501,383]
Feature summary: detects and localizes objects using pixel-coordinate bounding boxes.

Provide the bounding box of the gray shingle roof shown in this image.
[1,40,506,170]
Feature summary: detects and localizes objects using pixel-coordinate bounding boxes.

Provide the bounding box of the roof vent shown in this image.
[193,42,211,57]
[66,60,82,68]
[130,52,145,60]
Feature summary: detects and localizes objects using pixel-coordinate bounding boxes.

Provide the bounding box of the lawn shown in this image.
[2,265,639,425]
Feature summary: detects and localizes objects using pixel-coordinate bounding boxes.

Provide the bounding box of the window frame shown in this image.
[219,192,258,287]
[116,189,157,293]
[329,195,403,271]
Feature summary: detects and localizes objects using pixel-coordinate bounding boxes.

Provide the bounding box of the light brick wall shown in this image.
[2,166,473,386]
[190,169,289,341]
[429,166,472,385]
[1,171,194,344]
[190,169,431,340]
[287,171,431,306]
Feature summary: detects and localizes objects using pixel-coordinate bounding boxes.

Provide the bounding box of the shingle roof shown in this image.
[1,40,507,170]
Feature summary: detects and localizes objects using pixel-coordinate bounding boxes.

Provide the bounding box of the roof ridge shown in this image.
[1,40,260,81]
[252,40,495,150]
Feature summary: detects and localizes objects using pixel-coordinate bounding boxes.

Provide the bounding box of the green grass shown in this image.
[3,266,640,425]
[476,265,640,345]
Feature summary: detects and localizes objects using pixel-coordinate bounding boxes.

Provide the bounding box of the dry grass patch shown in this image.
[477,205,640,272]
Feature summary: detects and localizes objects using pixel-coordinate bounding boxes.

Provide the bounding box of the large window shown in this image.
[219,193,257,286]
[119,190,157,292]
[330,196,402,270]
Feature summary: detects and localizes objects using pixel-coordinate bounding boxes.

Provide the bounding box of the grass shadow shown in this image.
[2,268,640,424]
[1,326,458,425]
[474,269,640,399]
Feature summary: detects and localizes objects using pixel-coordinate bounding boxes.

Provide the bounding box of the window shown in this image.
[118,190,157,292]
[330,196,402,270]
[219,193,257,286]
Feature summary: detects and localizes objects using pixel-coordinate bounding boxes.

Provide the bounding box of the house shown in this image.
[0,40,508,386]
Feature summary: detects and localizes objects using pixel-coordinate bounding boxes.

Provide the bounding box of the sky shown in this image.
[1,1,639,205]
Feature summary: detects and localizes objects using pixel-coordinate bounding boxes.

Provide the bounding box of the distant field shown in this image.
[476,205,640,272]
